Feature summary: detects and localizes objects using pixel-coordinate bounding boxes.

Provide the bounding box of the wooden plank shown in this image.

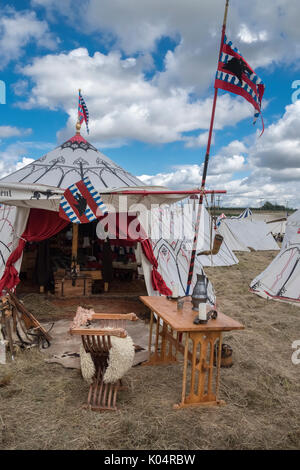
[70,327,127,338]
[92,313,138,321]
[139,296,244,332]
[81,270,102,280]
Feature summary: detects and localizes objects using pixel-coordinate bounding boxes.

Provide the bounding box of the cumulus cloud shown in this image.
[0,141,52,179]
[249,101,300,171]
[30,0,300,93]
[138,101,300,208]
[0,126,32,139]
[0,6,59,68]
[16,47,253,145]
[139,139,248,188]
[184,131,213,148]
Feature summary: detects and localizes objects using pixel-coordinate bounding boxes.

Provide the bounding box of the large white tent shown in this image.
[250,209,300,305]
[0,132,217,302]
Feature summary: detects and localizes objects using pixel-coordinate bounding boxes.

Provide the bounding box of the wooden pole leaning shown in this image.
[186,0,230,295]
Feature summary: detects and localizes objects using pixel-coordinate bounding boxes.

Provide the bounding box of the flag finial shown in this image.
[76,120,81,134]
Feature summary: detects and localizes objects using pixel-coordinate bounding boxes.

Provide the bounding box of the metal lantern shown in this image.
[191,273,208,311]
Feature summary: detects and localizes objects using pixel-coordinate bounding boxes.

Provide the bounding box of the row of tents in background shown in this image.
[152,203,300,306]
[215,206,300,305]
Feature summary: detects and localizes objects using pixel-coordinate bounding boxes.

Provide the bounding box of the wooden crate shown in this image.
[80,269,102,280]
[54,275,92,297]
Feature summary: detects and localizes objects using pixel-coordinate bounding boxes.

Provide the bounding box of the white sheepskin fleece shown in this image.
[80,344,96,384]
[103,332,135,384]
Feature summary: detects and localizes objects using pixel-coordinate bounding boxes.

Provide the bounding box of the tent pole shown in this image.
[186,0,229,295]
[72,223,79,262]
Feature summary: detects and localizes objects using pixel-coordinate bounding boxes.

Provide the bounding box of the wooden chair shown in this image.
[70,312,138,411]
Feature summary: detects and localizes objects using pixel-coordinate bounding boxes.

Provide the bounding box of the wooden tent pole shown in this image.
[186,0,229,295]
[72,223,79,261]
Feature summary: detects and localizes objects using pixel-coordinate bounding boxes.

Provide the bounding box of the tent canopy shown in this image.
[0,134,142,190]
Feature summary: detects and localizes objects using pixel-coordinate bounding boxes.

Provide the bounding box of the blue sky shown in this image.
[0,0,300,208]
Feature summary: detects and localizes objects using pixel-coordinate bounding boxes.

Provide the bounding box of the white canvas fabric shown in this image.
[0,205,30,280]
[194,204,238,266]
[218,219,250,252]
[250,213,286,236]
[140,238,216,305]
[282,210,300,249]
[143,203,238,267]
[266,219,286,237]
[250,245,300,306]
[139,204,229,305]
[218,218,279,251]
[0,182,188,213]
[0,134,143,190]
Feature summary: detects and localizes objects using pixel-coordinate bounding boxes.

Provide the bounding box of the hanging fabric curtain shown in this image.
[140,238,172,296]
[0,208,68,293]
[98,212,172,296]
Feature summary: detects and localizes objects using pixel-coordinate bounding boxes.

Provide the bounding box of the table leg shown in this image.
[174,330,225,409]
[147,310,153,362]
[143,315,178,366]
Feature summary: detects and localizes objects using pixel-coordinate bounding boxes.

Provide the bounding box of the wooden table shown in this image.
[140,296,244,409]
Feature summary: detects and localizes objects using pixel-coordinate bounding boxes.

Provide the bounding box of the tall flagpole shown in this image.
[186,0,229,295]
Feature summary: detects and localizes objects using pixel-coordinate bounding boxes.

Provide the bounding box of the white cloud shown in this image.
[0,126,32,139]
[184,131,213,148]
[16,47,254,145]
[0,141,53,179]
[15,157,35,171]
[138,108,300,209]
[0,6,59,68]
[249,101,300,171]
[30,0,300,92]
[237,24,268,44]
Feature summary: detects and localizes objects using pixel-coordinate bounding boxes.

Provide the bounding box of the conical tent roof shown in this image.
[0,134,143,190]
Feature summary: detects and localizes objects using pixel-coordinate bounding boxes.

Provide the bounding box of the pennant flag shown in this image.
[216,213,226,227]
[215,35,265,133]
[59,177,108,224]
[78,90,89,134]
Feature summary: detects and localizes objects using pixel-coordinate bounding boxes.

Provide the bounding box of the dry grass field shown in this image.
[0,250,299,450]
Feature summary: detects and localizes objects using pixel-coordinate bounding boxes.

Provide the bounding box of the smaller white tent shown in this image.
[251,213,286,237]
[250,245,300,305]
[250,209,300,305]
[218,218,279,252]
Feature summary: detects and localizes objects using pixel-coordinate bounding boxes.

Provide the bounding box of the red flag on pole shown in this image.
[215,35,265,133]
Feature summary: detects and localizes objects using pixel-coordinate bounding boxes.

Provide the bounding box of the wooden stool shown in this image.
[70,312,138,411]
